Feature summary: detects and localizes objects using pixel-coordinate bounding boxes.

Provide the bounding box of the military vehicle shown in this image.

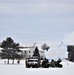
[25,56,41,68]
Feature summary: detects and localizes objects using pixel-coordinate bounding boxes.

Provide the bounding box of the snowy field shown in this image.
[0,59,74,75]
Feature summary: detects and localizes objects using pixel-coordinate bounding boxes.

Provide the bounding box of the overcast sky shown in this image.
[0,0,74,52]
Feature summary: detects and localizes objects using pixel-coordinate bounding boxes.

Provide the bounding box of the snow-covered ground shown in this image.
[0,59,74,75]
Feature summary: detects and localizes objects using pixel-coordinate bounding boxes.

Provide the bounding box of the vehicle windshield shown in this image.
[28,59,38,62]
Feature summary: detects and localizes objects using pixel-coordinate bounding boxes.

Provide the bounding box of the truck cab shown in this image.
[26,56,41,68]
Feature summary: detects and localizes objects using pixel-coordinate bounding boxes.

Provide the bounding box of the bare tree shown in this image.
[41,43,50,51]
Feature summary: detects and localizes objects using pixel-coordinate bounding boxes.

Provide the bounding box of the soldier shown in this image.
[50,59,55,67]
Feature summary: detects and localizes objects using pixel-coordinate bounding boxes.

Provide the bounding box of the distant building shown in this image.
[0,48,2,53]
[20,46,45,59]
[0,46,45,59]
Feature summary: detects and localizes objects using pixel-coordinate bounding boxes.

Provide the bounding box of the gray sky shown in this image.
[0,0,74,46]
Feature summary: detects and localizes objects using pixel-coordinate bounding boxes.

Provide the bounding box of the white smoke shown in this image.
[45,44,67,60]
[45,31,74,60]
[38,41,67,60]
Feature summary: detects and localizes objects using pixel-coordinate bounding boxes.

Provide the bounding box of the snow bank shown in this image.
[0,59,74,75]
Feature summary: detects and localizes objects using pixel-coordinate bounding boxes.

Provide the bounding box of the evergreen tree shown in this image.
[33,47,40,57]
[0,37,22,64]
[67,45,74,62]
